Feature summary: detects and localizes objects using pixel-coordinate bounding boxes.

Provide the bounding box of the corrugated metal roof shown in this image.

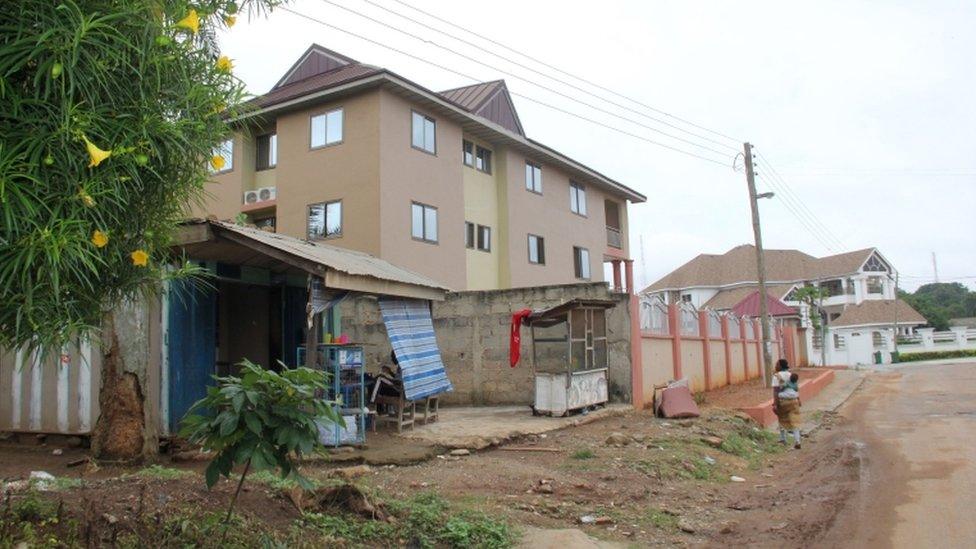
[248,64,383,110]
[209,222,451,293]
[703,284,796,310]
[440,81,503,111]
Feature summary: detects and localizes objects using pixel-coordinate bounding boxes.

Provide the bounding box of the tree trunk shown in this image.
[91,298,158,460]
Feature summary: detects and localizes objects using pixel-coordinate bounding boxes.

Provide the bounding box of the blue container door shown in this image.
[167,279,217,433]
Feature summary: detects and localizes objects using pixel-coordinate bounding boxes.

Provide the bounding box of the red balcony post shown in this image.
[624,259,635,295]
[699,311,711,390]
[722,315,732,387]
[669,303,682,380]
[611,260,622,291]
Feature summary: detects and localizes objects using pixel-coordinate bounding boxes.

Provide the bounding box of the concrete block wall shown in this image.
[340,283,632,406]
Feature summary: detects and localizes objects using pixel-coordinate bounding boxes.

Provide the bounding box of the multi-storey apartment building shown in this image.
[199,45,645,291]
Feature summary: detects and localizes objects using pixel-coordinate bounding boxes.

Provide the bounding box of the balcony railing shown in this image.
[606,226,622,249]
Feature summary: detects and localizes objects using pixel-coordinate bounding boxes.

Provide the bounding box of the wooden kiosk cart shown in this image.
[526,299,614,416]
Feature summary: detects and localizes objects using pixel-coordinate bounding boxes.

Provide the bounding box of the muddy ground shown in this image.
[0,398,866,548]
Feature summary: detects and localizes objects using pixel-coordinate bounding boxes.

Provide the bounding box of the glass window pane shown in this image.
[311,115,326,148]
[578,187,587,215]
[424,207,437,241]
[325,201,342,235]
[308,204,325,238]
[411,204,424,239]
[268,134,277,167]
[463,141,473,165]
[412,113,424,149]
[534,166,542,192]
[581,249,590,278]
[525,164,533,190]
[327,109,343,144]
[465,222,474,248]
[570,186,578,213]
[528,236,538,263]
[482,226,490,251]
[538,237,545,263]
[424,118,436,152]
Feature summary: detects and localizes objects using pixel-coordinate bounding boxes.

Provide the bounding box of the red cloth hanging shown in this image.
[510,309,533,367]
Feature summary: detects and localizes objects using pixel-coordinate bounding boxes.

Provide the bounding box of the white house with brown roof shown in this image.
[643,245,927,366]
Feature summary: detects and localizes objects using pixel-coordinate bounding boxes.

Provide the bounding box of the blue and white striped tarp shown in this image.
[379,298,453,401]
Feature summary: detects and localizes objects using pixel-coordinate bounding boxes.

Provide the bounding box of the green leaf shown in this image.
[244,413,262,435]
[204,461,220,489]
[219,412,239,437]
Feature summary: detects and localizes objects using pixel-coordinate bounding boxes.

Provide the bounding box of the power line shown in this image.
[754,151,847,250]
[279,6,732,167]
[359,0,740,153]
[316,0,735,159]
[756,173,840,254]
[386,0,744,145]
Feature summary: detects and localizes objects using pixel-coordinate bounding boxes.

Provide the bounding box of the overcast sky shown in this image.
[219,0,975,291]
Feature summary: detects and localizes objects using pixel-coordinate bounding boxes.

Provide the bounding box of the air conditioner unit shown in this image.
[243,190,259,204]
[257,186,277,202]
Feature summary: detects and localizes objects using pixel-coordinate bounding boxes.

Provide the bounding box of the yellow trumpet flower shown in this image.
[83,136,112,168]
[91,230,109,248]
[175,9,200,34]
[224,15,237,27]
[78,188,96,208]
[131,249,149,267]
[210,155,226,171]
[216,56,233,73]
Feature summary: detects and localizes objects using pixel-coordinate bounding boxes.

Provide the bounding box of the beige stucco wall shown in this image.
[730,344,746,383]
[377,90,466,290]
[461,135,502,290]
[680,340,706,392]
[709,345,728,387]
[641,337,674,394]
[502,149,629,288]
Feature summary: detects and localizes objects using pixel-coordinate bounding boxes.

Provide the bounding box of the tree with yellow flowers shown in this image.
[0,0,282,458]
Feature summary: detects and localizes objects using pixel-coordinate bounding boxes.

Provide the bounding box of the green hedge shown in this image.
[898,349,976,363]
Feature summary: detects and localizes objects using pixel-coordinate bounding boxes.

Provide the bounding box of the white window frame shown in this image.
[307,200,342,240]
[475,146,492,174]
[411,202,438,243]
[528,234,545,265]
[570,181,587,216]
[574,246,591,279]
[411,111,436,154]
[211,138,234,173]
[310,108,344,148]
[476,224,491,252]
[525,161,542,193]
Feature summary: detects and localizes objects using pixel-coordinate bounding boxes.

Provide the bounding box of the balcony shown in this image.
[606,226,622,249]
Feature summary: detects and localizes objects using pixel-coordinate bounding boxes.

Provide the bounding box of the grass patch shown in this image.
[571,448,595,460]
[130,465,193,481]
[48,477,84,491]
[645,508,679,530]
[304,492,517,548]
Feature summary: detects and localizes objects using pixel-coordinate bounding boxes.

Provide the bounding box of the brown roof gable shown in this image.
[703,283,796,310]
[439,80,524,135]
[645,245,878,292]
[832,299,926,327]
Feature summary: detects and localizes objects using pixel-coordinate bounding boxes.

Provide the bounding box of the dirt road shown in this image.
[823,360,976,548]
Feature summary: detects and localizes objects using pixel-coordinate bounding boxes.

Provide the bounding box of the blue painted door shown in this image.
[167,279,216,433]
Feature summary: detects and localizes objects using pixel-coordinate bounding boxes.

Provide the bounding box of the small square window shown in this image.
[211,139,234,173]
[462,140,474,166]
[525,162,542,193]
[528,234,545,265]
[411,111,436,153]
[307,200,342,239]
[412,202,438,243]
[477,225,491,252]
[311,109,343,148]
[574,246,591,279]
[475,146,492,174]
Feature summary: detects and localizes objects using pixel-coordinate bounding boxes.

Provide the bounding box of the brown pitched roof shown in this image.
[234,44,645,203]
[644,245,878,292]
[731,291,798,318]
[831,299,926,327]
[703,283,796,310]
[439,80,524,135]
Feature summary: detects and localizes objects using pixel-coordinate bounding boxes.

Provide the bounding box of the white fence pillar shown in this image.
[950,327,968,347]
[917,328,936,350]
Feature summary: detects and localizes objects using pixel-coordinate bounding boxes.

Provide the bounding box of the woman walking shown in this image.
[772,359,802,449]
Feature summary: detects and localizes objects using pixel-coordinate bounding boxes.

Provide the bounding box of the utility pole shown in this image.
[743,142,774,387]
[892,271,900,359]
[932,252,939,283]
